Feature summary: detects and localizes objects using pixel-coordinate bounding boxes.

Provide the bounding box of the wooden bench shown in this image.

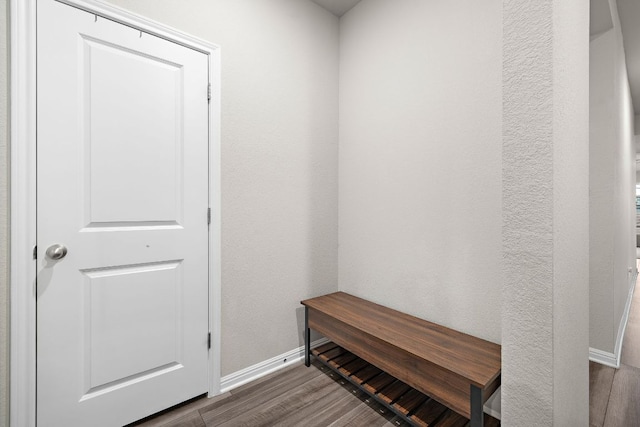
[301,292,501,427]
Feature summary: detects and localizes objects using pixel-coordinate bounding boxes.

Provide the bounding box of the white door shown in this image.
[36,1,210,426]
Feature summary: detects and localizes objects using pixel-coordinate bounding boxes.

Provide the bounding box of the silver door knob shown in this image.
[46,244,68,260]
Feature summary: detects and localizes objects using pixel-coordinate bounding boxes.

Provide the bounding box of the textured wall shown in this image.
[589,0,637,355]
[503,2,554,421]
[88,0,340,376]
[502,0,589,425]
[338,0,502,344]
[0,0,9,425]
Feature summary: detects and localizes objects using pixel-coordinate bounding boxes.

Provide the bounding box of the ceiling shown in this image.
[310,0,362,17]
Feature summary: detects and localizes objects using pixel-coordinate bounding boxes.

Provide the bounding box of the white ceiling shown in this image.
[617,0,640,115]
[310,0,362,17]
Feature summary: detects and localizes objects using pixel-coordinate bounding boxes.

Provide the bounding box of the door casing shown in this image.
[8,1,222,426]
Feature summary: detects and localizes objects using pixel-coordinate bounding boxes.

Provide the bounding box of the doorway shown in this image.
[9,1,221,425]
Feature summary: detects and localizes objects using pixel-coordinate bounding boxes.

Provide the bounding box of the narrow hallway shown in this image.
[590,261,640,426]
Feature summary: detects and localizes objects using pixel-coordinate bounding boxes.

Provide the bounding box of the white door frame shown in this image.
[9,1,222,425]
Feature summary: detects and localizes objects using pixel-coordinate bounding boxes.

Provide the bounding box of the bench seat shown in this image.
[301,292,501,427]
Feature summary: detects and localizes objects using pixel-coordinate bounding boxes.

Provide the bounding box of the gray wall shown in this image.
[590,0,637,355]
[1,0,9,425]
[0,0,597,424]
[339,0,589,424]
[104,0,340,377]
[338,0,502,343]
[0,0,340,395]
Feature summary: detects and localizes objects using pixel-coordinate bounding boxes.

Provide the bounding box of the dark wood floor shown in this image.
[130,324,640,426]
[131,359,414,427]
[132,262,640,427]
[589,260,640,427]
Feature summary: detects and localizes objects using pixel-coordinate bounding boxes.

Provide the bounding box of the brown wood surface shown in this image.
[482,374,501,416]
[302,292,501,386]
[308,306,473,417]
[313,345,500,427]
[339,358,370,377]
[328,352,358,370]
[377,380,411,404]
[352,365,384,385]
[302,292,502,419]
[409,399,449,426]
[434,410,468,427]
[315,345,347,362]
[392,388,429,415]
[313,341,339,355]
[484,414,501,427]
[362,372,396,394]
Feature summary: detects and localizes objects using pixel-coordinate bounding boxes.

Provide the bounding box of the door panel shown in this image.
[36,1,210,425]
[84,261,183,389]
[85,36,184,225]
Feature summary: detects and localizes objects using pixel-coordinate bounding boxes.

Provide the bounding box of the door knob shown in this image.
[46,244,68,260]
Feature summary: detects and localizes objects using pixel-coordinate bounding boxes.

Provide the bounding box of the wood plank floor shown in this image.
[132,354,637,427]
[129,358,498,427]
[590,357,640,427]
[129,360,411,427]
[590,260,640,427]
[131,260,640,427]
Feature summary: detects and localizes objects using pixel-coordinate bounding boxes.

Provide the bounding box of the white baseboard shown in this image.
[220,338,329,394]
[589,347,619,368]
[589,269,638,368]
[613,269,638,363]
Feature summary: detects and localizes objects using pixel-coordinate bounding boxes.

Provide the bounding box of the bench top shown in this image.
[301,292,501,388]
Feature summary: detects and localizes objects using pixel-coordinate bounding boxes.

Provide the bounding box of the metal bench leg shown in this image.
[304,307,310,367]
[470,385,484,427]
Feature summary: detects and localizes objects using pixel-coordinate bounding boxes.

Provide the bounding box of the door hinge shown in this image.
[33,245,37,260]
[207,83,211,103]
[207,332,211,349]
[207,207,211,225]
